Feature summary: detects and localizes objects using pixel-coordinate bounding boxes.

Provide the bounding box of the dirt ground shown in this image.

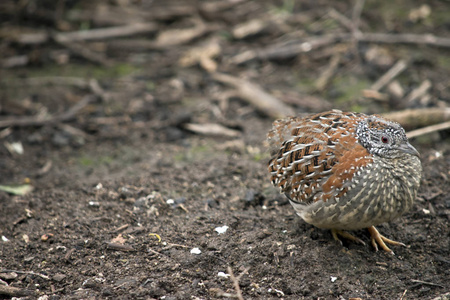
[1,0,450,299]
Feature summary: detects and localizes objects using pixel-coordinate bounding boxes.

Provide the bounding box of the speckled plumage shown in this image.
[267,110,422,253]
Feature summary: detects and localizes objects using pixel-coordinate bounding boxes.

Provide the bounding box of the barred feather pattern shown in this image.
[267,110,422,230]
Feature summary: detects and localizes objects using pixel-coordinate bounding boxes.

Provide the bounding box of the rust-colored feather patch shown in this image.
[267,110,373,204]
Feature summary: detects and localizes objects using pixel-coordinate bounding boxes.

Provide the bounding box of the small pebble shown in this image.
[53,273,66,282]
[205,198,219,208]
[217,272,230,278]
[190,247,201,255]
[245,189,256,202]
[215,225,229,235]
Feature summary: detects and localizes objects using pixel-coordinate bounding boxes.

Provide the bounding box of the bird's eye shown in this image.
[381,136,389,144]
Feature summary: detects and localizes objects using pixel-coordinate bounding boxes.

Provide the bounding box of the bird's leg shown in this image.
[367,226,406,255]
[331,229,365,246]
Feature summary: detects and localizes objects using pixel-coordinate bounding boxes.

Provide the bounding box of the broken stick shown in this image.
[212,72,294,119]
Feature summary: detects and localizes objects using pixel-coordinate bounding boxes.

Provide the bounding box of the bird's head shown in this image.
[356,116,420,159]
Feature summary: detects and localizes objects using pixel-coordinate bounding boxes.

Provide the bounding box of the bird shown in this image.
[267,110,422,254]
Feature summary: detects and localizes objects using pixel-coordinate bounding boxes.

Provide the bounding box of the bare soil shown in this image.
[1,0,449,299]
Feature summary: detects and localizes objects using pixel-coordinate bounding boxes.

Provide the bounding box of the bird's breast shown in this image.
[293,155,422,230]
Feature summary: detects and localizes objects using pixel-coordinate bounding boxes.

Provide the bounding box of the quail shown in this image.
[267,110,422,254]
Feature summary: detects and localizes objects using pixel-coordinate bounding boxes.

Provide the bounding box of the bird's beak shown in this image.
[398,142,420,157]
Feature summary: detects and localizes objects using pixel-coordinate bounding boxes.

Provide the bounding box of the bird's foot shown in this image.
[331,229,366,246]
[367,226,406,255]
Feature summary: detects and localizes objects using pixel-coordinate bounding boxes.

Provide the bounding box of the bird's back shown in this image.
[267,110,372,204]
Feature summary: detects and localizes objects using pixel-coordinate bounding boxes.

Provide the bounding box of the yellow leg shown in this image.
[367,226,406,255]
[331,229,365,246]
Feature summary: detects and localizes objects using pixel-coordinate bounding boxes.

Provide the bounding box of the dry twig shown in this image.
[230,33,349,64]
[147,247,168,258]
[154,19,212,48]
[2,55,29,68]
[315,54,341,91]
[16,22,157,45]
[0,269,49,280]
[231,32,450,64]
[404,80,432,104]
[227,266,249,300]
[179,38,221,72]
[0,285,34,297]
[410,279,444,288]
[69,5,196,24]
[406,120,450,139]
[109,20,218,50]
[351,0,365,35]
[200,0,246,14]
[112,224,130,233]
[356,32,450,48]
[36,160,53,176]
[370,60,408,91]
[400,290,408,300]
[386,81,405,98]
[429,292,450,300]
[232,19,268,39]
[53,22,158,42]
[57,123,92,140]
[362,90,389,102]
[106,243,135,252]
[328,9,354,32]
[1,76,90,88]
[212,72,294,119]
[0,95,95,128]
[210,288,239,299]
[382,108,450,130]
[52,36,112,66]
[184,123,241,137]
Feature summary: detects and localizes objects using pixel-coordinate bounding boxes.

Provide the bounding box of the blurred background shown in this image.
[1,0,449,181]
[0,1,449,299]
